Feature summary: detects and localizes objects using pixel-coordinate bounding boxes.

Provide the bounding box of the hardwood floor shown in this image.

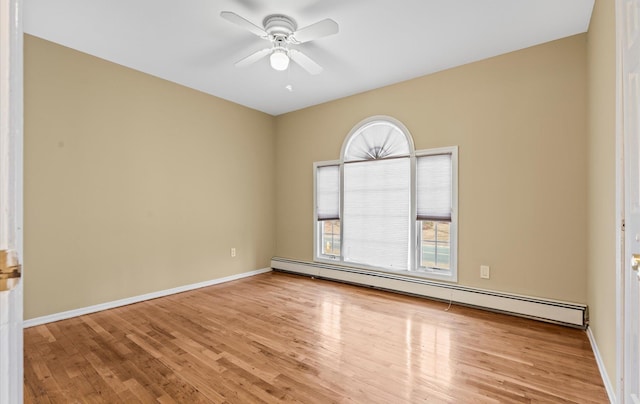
[24,271,608,403]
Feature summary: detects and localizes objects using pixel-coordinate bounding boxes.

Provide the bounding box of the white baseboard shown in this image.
[271,257,587,328]
[23,267,272,328]
[587,327,616,404]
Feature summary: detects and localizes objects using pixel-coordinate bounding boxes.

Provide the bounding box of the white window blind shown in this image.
[343,158,410,270]
[417,153,452,221]
[316,165,340,220]
[344,122,410,162]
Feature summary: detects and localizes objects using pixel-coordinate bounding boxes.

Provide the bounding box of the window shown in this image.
[419,221,450,270]
[321,219,341,256]
[315,163,341,258]
[314,116,458,281]
[343,157,410,270]
[416,152,454,272]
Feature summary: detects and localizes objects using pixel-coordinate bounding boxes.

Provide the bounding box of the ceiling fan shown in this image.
[220,11,339,75]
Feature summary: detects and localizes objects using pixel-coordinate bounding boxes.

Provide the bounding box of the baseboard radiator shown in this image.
[271,257,587,329]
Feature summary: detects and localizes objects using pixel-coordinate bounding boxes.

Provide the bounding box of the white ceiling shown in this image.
[23,0,595,116]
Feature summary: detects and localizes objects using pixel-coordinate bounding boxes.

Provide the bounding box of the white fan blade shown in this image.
[292,18,338,43]
[235,48,272,67]
[220,11,267,38]
[289,49,323,75]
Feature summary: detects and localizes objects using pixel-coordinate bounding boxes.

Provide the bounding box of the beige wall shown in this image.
[275,35,588,303]
[586,0,618,391]
[24,35,276,319]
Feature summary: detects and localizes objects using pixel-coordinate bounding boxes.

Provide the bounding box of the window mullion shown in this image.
[339,163,345,263]
[409,153,416,271]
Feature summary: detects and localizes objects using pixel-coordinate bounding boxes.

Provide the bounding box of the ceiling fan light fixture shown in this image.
[270,49,290,71]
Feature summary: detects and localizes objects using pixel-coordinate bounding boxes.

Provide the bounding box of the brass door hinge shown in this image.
[0,250,21,292]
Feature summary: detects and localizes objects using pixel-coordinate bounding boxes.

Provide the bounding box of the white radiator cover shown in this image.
[271,257,587,328]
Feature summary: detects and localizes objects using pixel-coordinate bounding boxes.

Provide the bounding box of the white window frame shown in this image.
[313,116,458,282]
[313,159,341,262]
[414,146,458,282]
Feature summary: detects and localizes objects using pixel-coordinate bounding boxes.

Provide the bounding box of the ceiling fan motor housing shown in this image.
[263,14,297,38]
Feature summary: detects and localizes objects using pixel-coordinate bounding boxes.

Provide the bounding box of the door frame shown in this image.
[616,1,624,401]
[0,0,24,402]
[617,0,640,402]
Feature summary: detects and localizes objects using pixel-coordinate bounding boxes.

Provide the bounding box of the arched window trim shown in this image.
[340,115,416,163]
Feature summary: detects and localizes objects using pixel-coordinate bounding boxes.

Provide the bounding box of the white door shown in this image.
[0,0,23,402]
[623,0,640,402]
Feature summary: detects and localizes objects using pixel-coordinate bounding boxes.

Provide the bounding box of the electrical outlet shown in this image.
[480,265,490,279]
[231,248,236,258]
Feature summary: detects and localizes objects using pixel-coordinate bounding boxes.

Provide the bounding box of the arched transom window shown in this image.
[342,119,412,162]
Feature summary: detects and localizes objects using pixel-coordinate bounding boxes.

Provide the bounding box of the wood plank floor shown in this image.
[24,271,608,403]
